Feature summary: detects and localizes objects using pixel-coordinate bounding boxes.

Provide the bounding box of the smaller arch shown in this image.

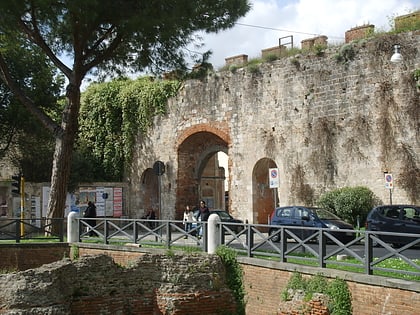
[252,158,279,225]
[194,144,228,179]
[176,123,231,147]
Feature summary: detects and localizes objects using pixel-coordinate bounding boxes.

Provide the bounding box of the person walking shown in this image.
[183,205,195,238]
[197,200,210,238]
[84,201,97,236]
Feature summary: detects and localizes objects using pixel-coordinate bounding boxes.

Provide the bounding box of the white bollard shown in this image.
[67,211,79,243]
[207,213,221,254]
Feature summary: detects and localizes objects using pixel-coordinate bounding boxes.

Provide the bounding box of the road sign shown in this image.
[153,161,165,176]
[269,168,279,188]
[385,173,393,189]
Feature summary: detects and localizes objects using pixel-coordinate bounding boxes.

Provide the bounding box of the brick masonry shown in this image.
[0,247,237,315]
[1,244,418,315]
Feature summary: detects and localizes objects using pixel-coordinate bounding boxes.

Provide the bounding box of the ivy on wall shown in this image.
[79,77,180,179]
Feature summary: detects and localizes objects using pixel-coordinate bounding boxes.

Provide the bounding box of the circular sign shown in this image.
[153,161,165,176]
[384,173,393,189]
[271,169,278,179]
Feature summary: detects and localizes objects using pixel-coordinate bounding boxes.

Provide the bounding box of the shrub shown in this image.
[317,186,378,226]
[216,245,246,315]
[281,272,352,315]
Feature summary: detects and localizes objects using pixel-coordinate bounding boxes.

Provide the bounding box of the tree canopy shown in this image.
[0,0,251,224]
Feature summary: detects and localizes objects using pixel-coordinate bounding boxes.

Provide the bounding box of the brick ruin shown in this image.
[0,254,237,315]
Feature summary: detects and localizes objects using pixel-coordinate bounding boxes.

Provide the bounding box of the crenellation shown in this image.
[130,30,419,221]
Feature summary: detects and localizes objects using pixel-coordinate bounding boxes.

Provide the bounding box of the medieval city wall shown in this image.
[130,31,419,222]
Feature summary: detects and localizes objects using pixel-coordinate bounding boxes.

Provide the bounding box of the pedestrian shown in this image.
[84,201,97,236]
[183,205,195,238]
[146,208,156,228]
[198,200,210,221]
[197,200,210,238]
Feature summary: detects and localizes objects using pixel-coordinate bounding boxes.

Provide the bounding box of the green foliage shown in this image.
[392,10,420,33]
[263,54,279,62]
[0,0,250,221]
[247,63,260,74]
[79,77,180,180]
[71,245,79,260]
[0,33,62,177]
[282,272,352,315]
[327,278,352,315]
[317,186,377,225]
[335,44,355,65]
[284,47,302,57]
[165,249,175,258]
[216,245,246,315]
[314,44,326,57]
[291,58,300,69]
[282,271,306,300]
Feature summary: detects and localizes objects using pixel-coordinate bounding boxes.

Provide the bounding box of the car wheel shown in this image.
[269,229,280,242]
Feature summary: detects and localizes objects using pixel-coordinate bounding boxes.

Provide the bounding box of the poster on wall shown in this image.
[95,187,115,217]
[113,187,123,217]
[95,187,105,216]
[103,187,114,217]
[30,196,41,226]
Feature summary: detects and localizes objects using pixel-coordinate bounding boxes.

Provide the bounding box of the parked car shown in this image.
[365,204,420,247]
[268,206,355,243]
[192,209,244,233]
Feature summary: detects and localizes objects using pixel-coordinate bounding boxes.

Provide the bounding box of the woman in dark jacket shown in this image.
[84,201,97,236]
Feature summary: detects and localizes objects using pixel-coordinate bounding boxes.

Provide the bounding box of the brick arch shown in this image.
[176,125,230,220]
[252,158,279,225]
[176,123,231,148]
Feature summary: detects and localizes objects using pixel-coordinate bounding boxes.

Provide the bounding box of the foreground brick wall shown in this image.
[79,244,420,315]
[1,243,419,315]
[0,251,237,315]
[239,259,420,315]
[0,243,69,271]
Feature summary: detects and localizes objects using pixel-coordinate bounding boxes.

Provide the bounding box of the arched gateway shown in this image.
[175,125,230,220]
[129,32,419,223]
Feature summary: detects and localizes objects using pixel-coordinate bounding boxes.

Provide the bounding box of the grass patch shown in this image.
[246,250,419,281]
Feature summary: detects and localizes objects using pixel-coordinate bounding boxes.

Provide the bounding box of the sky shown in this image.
[192,0,419,69]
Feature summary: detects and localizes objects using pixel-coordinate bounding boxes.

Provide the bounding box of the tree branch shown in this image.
[0,53,62,137]
[18,14,73,80]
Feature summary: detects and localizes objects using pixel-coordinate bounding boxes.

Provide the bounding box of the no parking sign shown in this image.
[269,168,279,188]
[385,173,393,189]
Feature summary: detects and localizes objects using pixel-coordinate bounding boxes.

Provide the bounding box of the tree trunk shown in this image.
[46,83,80,235]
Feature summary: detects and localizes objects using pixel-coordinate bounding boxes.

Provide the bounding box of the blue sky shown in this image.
[197,0,419,69]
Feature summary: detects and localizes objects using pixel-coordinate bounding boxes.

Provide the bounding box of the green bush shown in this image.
[281,272,352,315]
[317,186,378,226]
[216,245,246,315]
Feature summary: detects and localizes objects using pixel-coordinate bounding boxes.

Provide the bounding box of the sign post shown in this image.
[269,168,279,211]
[384,173,393,205]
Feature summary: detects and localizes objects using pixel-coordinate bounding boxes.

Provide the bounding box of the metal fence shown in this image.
[0,217,65,242]
[1,216,419,277]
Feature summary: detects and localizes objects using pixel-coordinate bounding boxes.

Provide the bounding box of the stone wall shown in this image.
[129,31,420,222]
[0,252,237,315]
[1,243,419,314]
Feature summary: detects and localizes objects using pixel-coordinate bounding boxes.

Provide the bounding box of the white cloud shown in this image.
[195,0,418,69]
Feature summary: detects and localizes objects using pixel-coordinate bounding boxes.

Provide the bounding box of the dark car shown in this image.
[268,206,354,243]
[365,204,420,247]
[193,209,244,233]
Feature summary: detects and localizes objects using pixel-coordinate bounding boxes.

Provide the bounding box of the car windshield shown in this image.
[313,208,341,220]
